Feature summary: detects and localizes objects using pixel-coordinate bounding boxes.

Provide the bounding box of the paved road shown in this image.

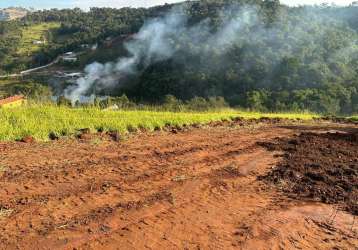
[0,54,74,79]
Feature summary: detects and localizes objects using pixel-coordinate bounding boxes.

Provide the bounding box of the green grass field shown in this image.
[17,22,60,56]
[0,105,318,141]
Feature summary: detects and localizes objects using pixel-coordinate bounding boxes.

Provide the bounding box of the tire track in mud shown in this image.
[0,128,268,207]
[0,124,357,249]
[63,150,277,250]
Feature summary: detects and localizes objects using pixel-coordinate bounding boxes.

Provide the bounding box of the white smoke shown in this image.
[62,4,358,103]
[65,8,187,103]
[64,5,258,103]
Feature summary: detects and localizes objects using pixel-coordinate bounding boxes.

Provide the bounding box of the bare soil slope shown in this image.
[0,8,28,21]
[0,122,357,249]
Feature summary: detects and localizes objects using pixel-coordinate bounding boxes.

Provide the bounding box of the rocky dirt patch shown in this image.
[260,130,358,215]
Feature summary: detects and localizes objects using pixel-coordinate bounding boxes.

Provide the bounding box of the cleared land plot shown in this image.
[0,121,356,249]
[17,22,60,56]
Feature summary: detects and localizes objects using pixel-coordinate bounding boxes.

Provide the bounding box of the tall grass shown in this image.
[0,105,318,141]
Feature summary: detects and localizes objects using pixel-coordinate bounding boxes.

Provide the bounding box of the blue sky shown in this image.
[0,0,354,9]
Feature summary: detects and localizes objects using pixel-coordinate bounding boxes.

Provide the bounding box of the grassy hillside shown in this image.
[17,22,61,56]
[0,105,317,141]
[0,21,61,74]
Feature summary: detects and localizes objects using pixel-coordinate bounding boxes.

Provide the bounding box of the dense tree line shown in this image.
[103,0,356,115]
[1,0,358,114]
[124,0,358,115]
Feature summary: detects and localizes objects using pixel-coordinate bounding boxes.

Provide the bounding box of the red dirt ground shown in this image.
[0,121,357,249]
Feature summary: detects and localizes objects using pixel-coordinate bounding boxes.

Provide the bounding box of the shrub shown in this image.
[162,95,184,111]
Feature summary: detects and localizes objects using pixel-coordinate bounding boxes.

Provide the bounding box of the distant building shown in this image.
[33,40,45,45]
[62,52,78,63]
[0,95,26,108]
[54,71,83,80]
[91,44,98,51]
[65,72,83,78]
[62,57,78,62]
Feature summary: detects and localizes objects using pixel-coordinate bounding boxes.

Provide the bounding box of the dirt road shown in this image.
[0,122,356,249]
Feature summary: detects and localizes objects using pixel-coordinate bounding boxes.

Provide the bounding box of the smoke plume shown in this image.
[64,4,358,103]
[64,5,258,103]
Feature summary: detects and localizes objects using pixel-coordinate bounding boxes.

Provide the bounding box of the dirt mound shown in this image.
[260,131,358,215]
[20,136,35,143]
[316,116,358,125]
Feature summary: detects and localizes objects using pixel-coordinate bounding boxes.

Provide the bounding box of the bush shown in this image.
[57,96,72,106]
[162,95,184,111]
[8,82,52,101]
[99,94,135,109]
[185,96,229,111]
[186,97,211,111]
[208,96,229,109]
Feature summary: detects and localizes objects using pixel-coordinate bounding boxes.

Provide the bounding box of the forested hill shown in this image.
[1,0,358,114]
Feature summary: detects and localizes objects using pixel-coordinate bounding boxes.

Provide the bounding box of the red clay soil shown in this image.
[0,122,357,249]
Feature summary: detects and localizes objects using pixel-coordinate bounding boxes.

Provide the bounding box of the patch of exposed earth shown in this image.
[259,129,358,216]
[0,121,356,249]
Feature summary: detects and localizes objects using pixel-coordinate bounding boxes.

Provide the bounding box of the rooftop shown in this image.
[0,95,25,105]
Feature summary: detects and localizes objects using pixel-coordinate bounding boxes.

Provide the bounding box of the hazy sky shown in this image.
[0,0,354,9]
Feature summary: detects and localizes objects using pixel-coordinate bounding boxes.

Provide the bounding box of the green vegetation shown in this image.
[0,1,358,115]
[0,105,317,141]
[0,79,52,99]
[0,79,17,97]
[0,21,61,72]
[17,22,60,56]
